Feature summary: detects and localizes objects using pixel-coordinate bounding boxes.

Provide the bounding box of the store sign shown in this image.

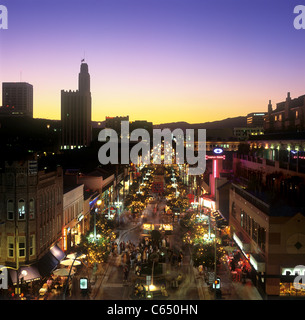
[213,148,223,154]
[62,228,67,251]
[206,155,226,160]
[202,198,216,210]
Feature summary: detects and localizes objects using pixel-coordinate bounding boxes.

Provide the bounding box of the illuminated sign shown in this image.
[205,155,226,160]
[143,224,154,231]
[213,148,223,154]
[80,278,88,290]
[159,224,173,231]
[62,228,67,251]
[202,198,216,210]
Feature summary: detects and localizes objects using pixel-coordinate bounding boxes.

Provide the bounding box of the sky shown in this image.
[1,0,305,124]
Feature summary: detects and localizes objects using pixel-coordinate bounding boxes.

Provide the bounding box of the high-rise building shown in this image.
[1,82,33,117]
[61,62,92,150]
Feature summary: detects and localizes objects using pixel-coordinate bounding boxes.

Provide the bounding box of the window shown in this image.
[296,110,299,119]
[29,199,35,219]
[7,236,14,258]
[7,199,14,220]
[30,234,35,256]
[19,236,26,258]
[18,199,26,220]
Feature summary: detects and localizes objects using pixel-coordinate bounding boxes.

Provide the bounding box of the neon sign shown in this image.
[213,148,223,154]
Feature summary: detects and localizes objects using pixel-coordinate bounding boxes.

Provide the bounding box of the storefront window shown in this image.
[280,282,305,296]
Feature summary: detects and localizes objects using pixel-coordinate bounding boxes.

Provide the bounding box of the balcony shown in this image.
[232,183,270,215]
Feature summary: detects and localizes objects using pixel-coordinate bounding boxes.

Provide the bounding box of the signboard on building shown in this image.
[62,228,67,251]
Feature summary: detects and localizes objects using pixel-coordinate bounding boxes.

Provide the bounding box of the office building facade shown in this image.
[61,62,92,149]
[1,82,33,117]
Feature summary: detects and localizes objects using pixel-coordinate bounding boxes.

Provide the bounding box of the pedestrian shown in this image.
[123,265,129,283]
[178,251,183,267]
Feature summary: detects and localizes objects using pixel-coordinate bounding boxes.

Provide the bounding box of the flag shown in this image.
[81,58,85,62]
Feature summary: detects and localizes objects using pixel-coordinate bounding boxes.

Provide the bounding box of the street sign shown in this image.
[80,277,88,290]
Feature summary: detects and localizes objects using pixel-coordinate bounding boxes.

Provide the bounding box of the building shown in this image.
[0,159,65,285]
[1,82,33,117]
[230,141,305,297]
[62,183,84,252]
[61,62,92,150]
[247,112,267,127]
[233,127,264,141]
[105,116,129,138]
[264,92,305,132]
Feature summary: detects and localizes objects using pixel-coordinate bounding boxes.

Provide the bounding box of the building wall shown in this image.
[0,161,63,266]
[62,184,84,251]
[229,184,305,296]
[2,82,33,117]
[36,168,63,259]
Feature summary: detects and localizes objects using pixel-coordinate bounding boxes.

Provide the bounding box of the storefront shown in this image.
[280,266,305,297]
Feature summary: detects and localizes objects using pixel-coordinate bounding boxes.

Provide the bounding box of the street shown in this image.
[83,196,262,300]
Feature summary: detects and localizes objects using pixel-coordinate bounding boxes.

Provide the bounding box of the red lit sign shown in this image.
[206,155,226,160]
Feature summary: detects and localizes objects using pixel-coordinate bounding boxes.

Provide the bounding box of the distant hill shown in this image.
[91,116,246,140]
[153,116,247,130]
[153,116,247,140]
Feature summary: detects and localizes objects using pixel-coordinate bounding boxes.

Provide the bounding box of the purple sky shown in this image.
[1,0,305,124]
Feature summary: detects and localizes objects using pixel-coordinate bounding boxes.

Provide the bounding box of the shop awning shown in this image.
[234,232,250,252]
[250,254,265,272]
[34,245,66,278]
[9,265,41,285]
[50,244,66,261]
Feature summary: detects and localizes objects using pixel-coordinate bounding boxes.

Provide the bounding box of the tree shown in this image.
[192,242,223,269]
[78,215,116,266]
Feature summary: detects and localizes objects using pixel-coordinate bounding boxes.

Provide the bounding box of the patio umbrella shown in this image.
[53,268,74,277]
[66,253,86,260]
[60,259,81,266]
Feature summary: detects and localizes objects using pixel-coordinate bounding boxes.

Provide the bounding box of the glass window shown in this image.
[19,236,26,257]
[7,236,14,258]
[7,199,14,220]
[30,234,35,256]
[18,199,26,220]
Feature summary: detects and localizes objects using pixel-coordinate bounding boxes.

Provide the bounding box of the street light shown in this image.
[62,252,84,300]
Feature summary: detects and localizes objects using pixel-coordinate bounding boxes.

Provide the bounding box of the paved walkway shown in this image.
[78,199,263,300]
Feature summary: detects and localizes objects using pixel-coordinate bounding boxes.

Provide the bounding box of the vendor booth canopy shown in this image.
[9,265,41,285]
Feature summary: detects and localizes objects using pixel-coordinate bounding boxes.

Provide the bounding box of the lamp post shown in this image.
[62,252,83,300]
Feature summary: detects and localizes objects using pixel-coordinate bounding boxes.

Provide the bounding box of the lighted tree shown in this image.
[192,242,223,269]
[78,216,116,266]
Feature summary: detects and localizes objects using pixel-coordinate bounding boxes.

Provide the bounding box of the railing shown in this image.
[232,183,270,215]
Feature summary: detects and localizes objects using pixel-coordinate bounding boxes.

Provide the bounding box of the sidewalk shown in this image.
[216,261,263,300]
